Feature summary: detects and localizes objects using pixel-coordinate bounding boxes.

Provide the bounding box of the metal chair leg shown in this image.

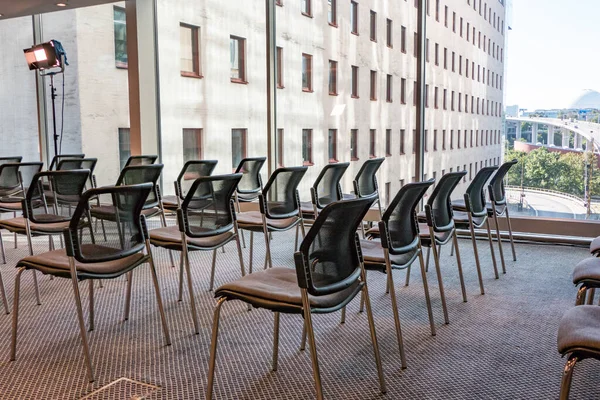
[240,230,246,248]
[386,270,391,294]
[404,264,412,286]
[0,231,6,264]
[430,227,449,324]
[300,321,307,351]
[576,286,587,306]
[485,219,499,279]
[468,214,485,295]
[294,224,300,252]
[504,206,517,261]
[146,243,171,346]
[88,280,95,331]
[261,216,273,269]
[453,231,468,302]
[361,281,388,393]
[69,260,95,382]
[234,229,246,278]
[249,231,254,274]
[10,268,25,361]
[384,250,408,368]
[206,297,227,400]
[301,289,324,400]
[209,249,218,292]
[586,288,596,305]
[124,271,133,320]
[417,248,436,336]
[425,246,430,272]
[0,270,9,314]
[182,236,200,334]
[178,251,184,302]
[32,270,41,306]
[492,207,507,274]
[559,353,578,400]
[340,306,346,324]
[272,312,280,371]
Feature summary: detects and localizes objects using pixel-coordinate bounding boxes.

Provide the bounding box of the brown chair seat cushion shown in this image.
[300,201,315,216]
[0,216,70,234]
[149,226,234,250]
[452,210,485,228]
[0,201,23,211]
[162,195,180,211]
[365,225,380,238]
[557,305,600,354]
[215,267,360,313]
[573,257,600,285]
[590,236,600,255]
[18,244,147,277]
[360,239,418,270]
[237,211,298,232]
[419,223,453,246]
[91,205,160,221]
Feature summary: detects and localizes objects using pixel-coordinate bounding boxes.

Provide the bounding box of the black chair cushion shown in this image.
[557,305,600,355]
[453,210,486,228]
[215,267,362,314]
[149,226,234,250]
[360,239,417,271]
[573,257,600,285]
[419,223,453,247]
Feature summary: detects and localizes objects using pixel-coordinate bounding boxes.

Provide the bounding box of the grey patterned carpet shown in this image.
[0,219,596,399]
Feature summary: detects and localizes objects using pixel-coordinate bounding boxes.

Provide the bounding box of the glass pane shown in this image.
[183,129,201,162]
[113,7,128,67]
[231,129,245,169]
[180,25,194,73]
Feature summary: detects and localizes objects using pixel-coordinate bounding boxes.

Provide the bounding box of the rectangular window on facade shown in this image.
[301,0,312,16]
[385,129,392,156]
[231,129,247,169]
[434,43,439,65]
[433,129,438,151]
[450,129,454,149]
[444,5,448,27]
[277,129,284,167]
[302,53,313,91]
[434,86,438,108]
[369,129,376,158]
[424,130,428,152]
[443,88,447,109]
[414,32,418,57]
[435,0,440,21]
[230,36,246,82]
[328,0,337,25]
[370,11,377,41]
[370,70,377,100]
[400,78,406,104]
[452,51,455,71]
[180,24,201,77]
[351,129,359,160]
[328,129,338,162]
[276,47,284,88]
[457,130,461,149]
[329,60,337,95]
[401,26,406,53]
[302,129,313,165]
[443,47,447,69]
[183,128,202,162]
[386,19,393,47]
[442,129,446,150]
[452,12,456,32]
[386,74,393,102]
[412,129,416,154]
[385,182,391,207]
[351,66,359,97]
[425,84,429,107]
[113,7,128,68]
[118,128,130,170]
[400,129,405,154]
[351,1,359,34]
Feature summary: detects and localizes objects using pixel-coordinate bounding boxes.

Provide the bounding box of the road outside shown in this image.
[506,189,595,220]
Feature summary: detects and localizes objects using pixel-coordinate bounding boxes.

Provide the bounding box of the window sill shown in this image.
[386,100,393,103]
[401,49,406,54]
[277,85,285,89]
[302,88,314,93]
[328,159,339,163]
[387,44,393,49]
[370,39,377,43]
[351,95,360,99]
[301,12,313,18]
[181,72,203,79]
[369,155,378,159]
[351,157,360,161]
[303,161,314,166]
[329,22,338,28]
[399,152,405,156]
[351,31,359,36]
[329,92,338,96]
[370,98,377,101]
[231,78,248,84]
[385,154,392,157]
[116,63,128,70]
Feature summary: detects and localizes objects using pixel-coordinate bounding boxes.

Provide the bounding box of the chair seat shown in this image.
[342,193,357,200]
[300,201,315,217]
[162,195,180,211]
[486,201,507,217]
[590,236,600,255]
[453,210,486,228]
[419,222,453,246]
[149,225,234,250]
[0,200,23,211]
[91,205,160,221]
[237,192,260,202]
[360,239,417,271]
[215,267,362,314]
[237,211,298,232]
[573,257,600,285]
[451,199,468,212]
[17,244,147,279]
[0,216,70,234]
[365,225,380,238]
[557,305,600,355]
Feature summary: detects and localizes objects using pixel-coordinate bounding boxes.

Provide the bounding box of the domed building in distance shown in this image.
[569,89,600,110]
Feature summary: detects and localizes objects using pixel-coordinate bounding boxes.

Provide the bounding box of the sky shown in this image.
[505,0,600,110]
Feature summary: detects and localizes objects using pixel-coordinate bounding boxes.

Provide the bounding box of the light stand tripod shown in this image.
[48,73,60,158]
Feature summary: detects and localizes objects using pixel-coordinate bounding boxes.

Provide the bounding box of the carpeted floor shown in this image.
[0,220,596,399]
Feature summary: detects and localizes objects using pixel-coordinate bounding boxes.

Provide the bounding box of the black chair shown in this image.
[10,183,171,383]
[300,162,349,222]
[237,166,307,272]
[162,160,218,212]
[150,174,245,334]
[234,157,266,207]
[344,158,385,235]
[570,256,600,306]
[487,159,519,270]
[124,155,158,168]
[420,171,468,325]
[359,179,437,368]
[48,154,84,171]
[206,197,386,400]
[452,166,499,295]
[556,305,600,399]
[0,169,91,308]
[0,157,23,166]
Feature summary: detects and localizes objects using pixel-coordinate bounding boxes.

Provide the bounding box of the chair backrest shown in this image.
[49,154,85,170]
[0,163,24,196]
[426,171,467,231]
[465,166,498,215]
[65,183,153,264]
[178,174,242,238]
[17,162,44,195]
[260,166,307,219]
[0,157,23,167]
[311,162,349,209]
[489,159,517,204]
[116,164,163,209]
[24,170,90,224]
[176,160,218,199]
[235,157,266,195]
[380,179,435,255]
[57,157,98,173]
[354,157,385,198]
[124,155,158,168]
[294,196,375,297]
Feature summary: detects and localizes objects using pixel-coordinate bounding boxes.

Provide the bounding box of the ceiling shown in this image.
[0,0,120,20]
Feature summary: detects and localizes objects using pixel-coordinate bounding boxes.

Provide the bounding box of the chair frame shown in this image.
[166,159,218,211]
[124,154,158,168]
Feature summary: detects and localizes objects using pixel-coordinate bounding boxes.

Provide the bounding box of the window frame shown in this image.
[180,23,202,78]
[230,35,247,84]
[302,129,314,165]
[302,53,313,92]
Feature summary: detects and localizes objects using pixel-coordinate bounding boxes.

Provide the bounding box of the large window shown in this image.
[350,129,359,160]
[276,47,284,88]
[302,53,312,92]
[369,129,376,158]
[385,129,392,156]
[351,65,359,98]
[386,74,393,102]
[277,129,284,167]
[328,129,337,162]
[231,129,247,169]
[301,0,312,17]
[328,60,337,95]
[180,24,201,77]
[350,1,358,34]
[370,10,377,41]
[183,128,202,162]
[386,19,393,47]
[113,7,127,68]
[370,70,377,100]
[230,36,246,83]
[328,0,337,25]
[118,128,130,170]
[302,129,313,165]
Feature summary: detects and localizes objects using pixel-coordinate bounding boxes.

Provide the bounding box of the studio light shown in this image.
[24,41,63,71]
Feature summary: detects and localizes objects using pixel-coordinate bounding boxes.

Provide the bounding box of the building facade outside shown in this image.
[0,0,506,204]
